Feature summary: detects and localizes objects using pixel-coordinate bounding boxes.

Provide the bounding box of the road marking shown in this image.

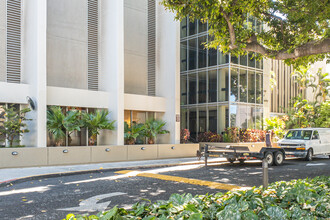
[57,192,126,212]
[306,163,327,166]
[116,170,242,191]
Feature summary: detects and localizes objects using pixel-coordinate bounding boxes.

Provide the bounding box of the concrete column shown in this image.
[21,0,47,148]
[156,2,180,144]
[99,0,125,145]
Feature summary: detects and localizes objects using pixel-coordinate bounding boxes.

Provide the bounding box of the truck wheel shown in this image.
[227,158,236,163]
[264,151,274,166]
[274,151,284,166]
[305,149,313,161]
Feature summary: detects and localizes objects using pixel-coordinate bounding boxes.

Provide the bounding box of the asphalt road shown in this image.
[0,157,329,220]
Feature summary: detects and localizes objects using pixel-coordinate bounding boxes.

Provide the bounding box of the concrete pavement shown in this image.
[0,157,226,186]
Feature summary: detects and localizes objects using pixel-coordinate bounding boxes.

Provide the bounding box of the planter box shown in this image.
[127,144,158,161]
[158,144,199,159]
[48,147,91,165]
[0,148,47,168]
[91,146,128,163]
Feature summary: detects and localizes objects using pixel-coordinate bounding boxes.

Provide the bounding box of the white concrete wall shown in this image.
[156,1,180,144]
[124,0,148,95]
[46,0,88,90]
[0,0,6,82]
[124,93,166,112]
[47,86,109,108]
[263,59,271,119]
[99,0,125,145]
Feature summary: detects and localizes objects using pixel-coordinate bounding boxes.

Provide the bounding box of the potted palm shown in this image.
[47,106,82,146]
[143,119,169,144]
[82,110,115,146]
[124,121,144,145]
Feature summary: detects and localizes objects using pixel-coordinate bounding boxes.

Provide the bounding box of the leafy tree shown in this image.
[124,122,145,145]
[161,0,330,66]
[82,110,115,146]
[47,106,82,146]
[0,106,31,147]
[314,101,330,128]
[143,119,169,144]
[264,116,286,139]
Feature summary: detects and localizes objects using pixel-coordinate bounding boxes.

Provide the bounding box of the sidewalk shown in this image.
[0,157,226,186]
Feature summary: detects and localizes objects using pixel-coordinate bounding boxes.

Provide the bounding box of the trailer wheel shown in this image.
[264,151,274,166]
[227,158,236,163]
[239,159,246,164]
[274,151,284,166]
[305,149,313,161]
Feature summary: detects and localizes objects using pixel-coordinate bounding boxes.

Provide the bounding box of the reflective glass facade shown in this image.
[180,18,264,139]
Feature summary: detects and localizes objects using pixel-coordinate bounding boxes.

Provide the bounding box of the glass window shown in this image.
[198,20,207,33]
[248,52,256,68]
[248,70,256,103]
[181,75,187,105]
[198,71,207,103]
[180,17,187,38]
[312,130,319,139]
[256,58,261,69]
[285,130,312,140]
[188,39,197,70]
[208,36,217,66]
[218,105,228,132]
[209,107,217,133]
[198,108,207,134]
[188,18,197,36]
[247,106,255,129]
[231,54,239,64]
[219,51,229,64]
[255,107,263,130]
[256,72,263,104]
[239,69,247,102]
[208,70,217,102]
[218,68,229,102]
[230,104,238,128]
[189,108,197,139]
[230,68,239,102]
[198,36,207,68]
[180,41,187,72]
[188,74,197,104]
[240,54,247,66]
[181,108,188,130]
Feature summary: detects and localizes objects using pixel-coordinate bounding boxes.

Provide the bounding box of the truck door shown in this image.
[311,130,321,154]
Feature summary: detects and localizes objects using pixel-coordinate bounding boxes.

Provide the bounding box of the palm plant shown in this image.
[143,119,169,144]
[47,106,82,146]
[82,110,115,146]
[124,121,144,145]
[315,69,330,102]
[291,66,316,97]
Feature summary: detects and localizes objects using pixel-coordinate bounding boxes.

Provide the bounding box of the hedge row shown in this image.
[63,176,329,220]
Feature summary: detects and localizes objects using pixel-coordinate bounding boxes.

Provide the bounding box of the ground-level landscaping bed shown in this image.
[63,176,329,220]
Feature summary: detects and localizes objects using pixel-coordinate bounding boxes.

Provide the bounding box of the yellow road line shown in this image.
[115,170,241,191]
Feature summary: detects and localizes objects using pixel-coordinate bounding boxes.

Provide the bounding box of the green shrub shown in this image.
[63,176,329,220]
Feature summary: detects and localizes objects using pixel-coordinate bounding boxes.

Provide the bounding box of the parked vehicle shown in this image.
[278,128,330,161]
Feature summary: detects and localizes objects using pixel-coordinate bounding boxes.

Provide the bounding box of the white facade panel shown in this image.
[0,0,6,82]
[46,0,88,90]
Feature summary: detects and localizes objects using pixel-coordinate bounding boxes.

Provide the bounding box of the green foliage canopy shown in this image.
[161,0,330,66]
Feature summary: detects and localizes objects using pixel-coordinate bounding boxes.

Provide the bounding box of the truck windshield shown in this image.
[285,130,312,140]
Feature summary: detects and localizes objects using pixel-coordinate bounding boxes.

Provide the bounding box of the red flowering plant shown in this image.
[198,131,222,142]
[180,129,190,143]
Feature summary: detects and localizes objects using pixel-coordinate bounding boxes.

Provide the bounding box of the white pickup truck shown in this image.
[278,128,330,161]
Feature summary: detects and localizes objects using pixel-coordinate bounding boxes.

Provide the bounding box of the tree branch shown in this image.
[222,11,238,49]
[244,38,330,60]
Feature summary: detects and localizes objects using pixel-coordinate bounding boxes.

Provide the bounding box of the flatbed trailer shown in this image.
[201,144,286,167]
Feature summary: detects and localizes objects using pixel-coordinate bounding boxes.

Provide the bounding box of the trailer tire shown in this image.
[274,151,284,166]
[227,158,236,163]
[239,159,246,164]
[264,151,274,166]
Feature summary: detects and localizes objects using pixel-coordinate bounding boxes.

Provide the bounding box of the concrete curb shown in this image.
[0,159,226,188]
